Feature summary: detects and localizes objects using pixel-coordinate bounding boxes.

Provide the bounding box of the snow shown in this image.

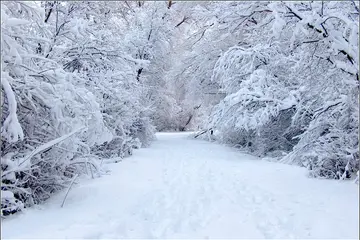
[0,72,24,143]
[15,126,86,168]
[1,132,359,239]
[1,191,14,200]
[3,18,30,27]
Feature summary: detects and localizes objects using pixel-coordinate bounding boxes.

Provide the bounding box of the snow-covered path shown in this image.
[2,132,359,239]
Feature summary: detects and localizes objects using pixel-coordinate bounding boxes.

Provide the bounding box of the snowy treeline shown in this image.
[179,2,359,180]
[1,1,187,216]
[1,1,359,217]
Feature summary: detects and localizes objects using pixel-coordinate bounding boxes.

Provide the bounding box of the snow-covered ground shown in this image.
[2,132,359,239]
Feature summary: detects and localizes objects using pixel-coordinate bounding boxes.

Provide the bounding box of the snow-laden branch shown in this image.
[1,127,86,180]
[1,72,24,143]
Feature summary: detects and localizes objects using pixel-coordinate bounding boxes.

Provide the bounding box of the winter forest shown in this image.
[1,1,359,235]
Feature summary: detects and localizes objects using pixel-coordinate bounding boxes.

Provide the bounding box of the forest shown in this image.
[1,1,359,218]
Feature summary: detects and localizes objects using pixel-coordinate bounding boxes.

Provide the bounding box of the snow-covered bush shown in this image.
[188,1,359,179]
[1,1,161,216]
[1,1,109,216]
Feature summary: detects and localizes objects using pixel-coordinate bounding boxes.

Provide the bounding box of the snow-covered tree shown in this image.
[185,1,359,179]
[0,1,170,216]
[1,0,358,218]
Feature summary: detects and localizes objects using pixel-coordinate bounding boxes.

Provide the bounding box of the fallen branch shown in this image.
[194,128,213,138]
